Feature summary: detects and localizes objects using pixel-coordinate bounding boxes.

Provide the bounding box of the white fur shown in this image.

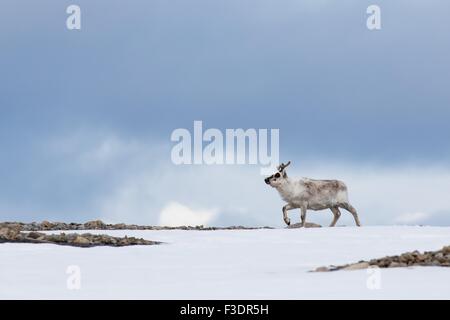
[265,162,361,227]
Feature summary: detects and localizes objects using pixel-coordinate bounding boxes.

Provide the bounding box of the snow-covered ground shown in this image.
[1,226,450,299]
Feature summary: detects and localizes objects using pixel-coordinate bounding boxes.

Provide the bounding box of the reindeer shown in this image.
[264,161,361,227]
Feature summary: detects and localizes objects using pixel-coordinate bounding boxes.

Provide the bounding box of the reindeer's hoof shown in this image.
[284,219,291,226]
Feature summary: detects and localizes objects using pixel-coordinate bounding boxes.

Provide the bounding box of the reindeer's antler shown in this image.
[277,161,291,172]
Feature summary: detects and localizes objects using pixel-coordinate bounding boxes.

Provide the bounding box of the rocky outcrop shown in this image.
[0,225,21,239]
[287,222,322,229]
[0,221,273,232]
[0,226,160,247]
[314,246,450,272]
[83,220,107,230]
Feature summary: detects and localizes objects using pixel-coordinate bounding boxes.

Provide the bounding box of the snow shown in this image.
[1,226,450,299]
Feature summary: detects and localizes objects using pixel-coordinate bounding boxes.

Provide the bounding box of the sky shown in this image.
[1,0,450,227]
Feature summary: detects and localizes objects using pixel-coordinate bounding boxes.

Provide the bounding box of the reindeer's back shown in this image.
[302,178,349,208]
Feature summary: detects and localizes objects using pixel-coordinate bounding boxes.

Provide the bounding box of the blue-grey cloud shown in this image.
[1,1,449,224]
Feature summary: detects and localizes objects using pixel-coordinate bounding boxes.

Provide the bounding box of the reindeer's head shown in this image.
[264,161,291,188]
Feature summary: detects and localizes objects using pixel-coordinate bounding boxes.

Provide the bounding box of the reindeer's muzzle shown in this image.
[264,177,271,184]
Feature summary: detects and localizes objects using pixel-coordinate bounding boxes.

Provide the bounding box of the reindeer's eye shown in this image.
[274,173,281,178]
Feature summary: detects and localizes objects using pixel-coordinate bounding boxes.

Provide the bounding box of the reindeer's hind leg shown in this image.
[340,203,361,227]
[329,207,341,227]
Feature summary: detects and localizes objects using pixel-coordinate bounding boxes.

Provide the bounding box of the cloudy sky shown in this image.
[1,0,449,227]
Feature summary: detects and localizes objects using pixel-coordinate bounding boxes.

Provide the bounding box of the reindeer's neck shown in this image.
[275,178,303,203]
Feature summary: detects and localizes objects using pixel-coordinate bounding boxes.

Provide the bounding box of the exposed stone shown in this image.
[343,262,370,270]
[0,220,273,232]
[0,223,22,232]
[400,253,413,263]
[0,227,20,240]
[288,222,322,229]
[388,262,402,268]
[84,220,106,230]
[73,236,91,246]
[0,227,160,248]
[314,245,450,272]
[26,232,45,240]
[416,254,428,262]
[314,266,330,272]
[41,221,53,230]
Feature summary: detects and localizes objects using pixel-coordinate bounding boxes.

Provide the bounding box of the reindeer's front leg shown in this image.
[282,204,294,226]
[300,205,307,227]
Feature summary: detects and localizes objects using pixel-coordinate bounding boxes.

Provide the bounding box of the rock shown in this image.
[3,220,275,232]
[343,262,370,271]
[0,228,10,239]
[0,227,20,240]
[26,232,45,240]
[66,233,78,241]
[400,253,414,263]
[0,225,161,247]
[73,236,91,246]
[84,220,106,230]
[119,238,129,245]
[53,223,68,230]
[0,223,22,231]
[411,250,420,256]
[46,234,61,242]
[388,262,402,268]
[288,222,322,229]
[374,259,389,268]
[434,253,447,263]
[416,254,428,262]
[313,245,450,272]
[314,266,330,272]
[57,233,67,242]
[41,220,53,230]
